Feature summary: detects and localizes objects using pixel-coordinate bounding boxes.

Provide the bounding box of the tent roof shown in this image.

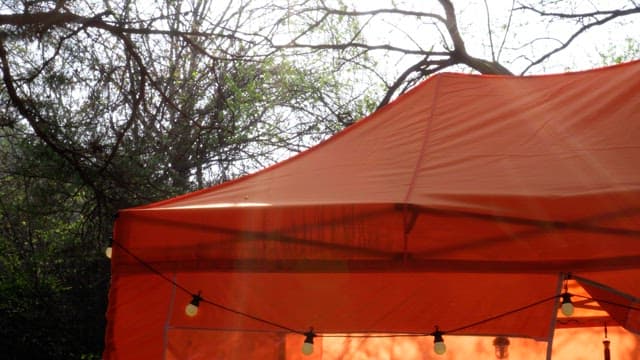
[142,61,640,211]
[106,61,640,358]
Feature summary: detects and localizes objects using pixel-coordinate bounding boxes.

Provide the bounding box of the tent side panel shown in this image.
[166,329,286,359]
[104,273,174,359]
[164,272,559,339]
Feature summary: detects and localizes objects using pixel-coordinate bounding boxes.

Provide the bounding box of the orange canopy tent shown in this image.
[104,61,640,359]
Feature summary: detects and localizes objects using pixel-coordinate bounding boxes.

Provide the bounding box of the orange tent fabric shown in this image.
[105,61,640,359]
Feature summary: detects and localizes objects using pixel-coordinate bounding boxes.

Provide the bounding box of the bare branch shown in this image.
[483,0,496,61]
[516,4,640,19]
[518,5,640,74]
[378,57,456,108]
[0,10,254,43]
[438,0,512,75]
[278,5,446,24]
[497,0,516,61]
[288,12,329,45]
[23,23,88,82]
[276,41,450,56]
[438,0,467,53]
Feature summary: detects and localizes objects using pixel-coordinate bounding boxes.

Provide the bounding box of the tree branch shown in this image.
[377,57,456,109]
[0,10,253,43]
[438,0,512,75]
[518,5,640,74]
[0,35,100,195]
[279,5,446,24]
[497,0,516,61]
[516,4,640,19]
[276,41,450,56]
[483,0,496,61]
[438,0,467,54]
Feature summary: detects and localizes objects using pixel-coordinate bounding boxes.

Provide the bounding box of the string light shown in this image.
[302,328,315,356]
[560,278,574,317]
[105,239,113,259]
[493,336,510,359]
[603,322,611,360]
[560,292,574,316]
[559,275,574,317]
[110,239,640,355]
[432,326,446,355]
[185,292,202,317]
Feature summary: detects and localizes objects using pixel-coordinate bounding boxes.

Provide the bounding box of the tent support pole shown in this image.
[546,273,564,360]
[163,273,178,360]
[574,274,640,302]
[401,205,419,264]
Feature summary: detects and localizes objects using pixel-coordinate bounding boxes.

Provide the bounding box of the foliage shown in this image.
[600,38,640,65]
[0,0,378,357]
[0,126,108,358]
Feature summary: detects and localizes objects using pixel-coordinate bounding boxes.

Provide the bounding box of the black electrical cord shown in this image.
[112,239,300,334]
[111,239,639,340]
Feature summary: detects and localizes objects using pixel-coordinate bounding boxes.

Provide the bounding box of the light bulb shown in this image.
[185,293,202,317]
[561,301,574,316]
[493,336,510,359]
[185,303,198,317]
[301,342,314,355]
[105,246,112,259]
[560,293,574,316]
[433,328,446,355]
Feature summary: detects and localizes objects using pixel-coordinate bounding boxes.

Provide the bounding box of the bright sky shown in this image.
[346,0,639,77]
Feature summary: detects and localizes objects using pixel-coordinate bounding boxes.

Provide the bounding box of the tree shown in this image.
[0,0,375,357]
[0,0,638,358]
[264,0,640,107]
[0,124,108,359]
